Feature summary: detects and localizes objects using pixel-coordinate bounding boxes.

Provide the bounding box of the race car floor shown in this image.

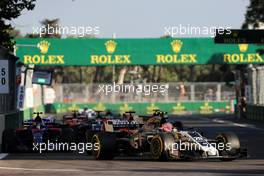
[1,114,264,176]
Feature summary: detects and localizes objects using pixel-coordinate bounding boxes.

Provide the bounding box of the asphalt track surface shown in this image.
[0,114,264,176]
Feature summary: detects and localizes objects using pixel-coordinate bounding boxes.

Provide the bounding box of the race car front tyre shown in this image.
[91,132,116,160]
[215,132,240,161]
[150,133,175,161]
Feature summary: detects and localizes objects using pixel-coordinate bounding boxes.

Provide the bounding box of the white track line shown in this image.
[212,119,226,123]
[0,167,128,173]
[0,153,8,160]
[0,166,80,172]
[213,119,264,131]
[233,123,248,127]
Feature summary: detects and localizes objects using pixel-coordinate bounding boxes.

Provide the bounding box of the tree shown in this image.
[242,0,264,29]
[242,0,264,56]
[40,18,61,38]
[0,0,36,50]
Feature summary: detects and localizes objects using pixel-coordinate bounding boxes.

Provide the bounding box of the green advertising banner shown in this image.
[23,101,232,120]
[15,38,263,66]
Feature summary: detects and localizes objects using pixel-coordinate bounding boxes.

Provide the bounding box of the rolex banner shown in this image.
[15,38,263,66]
[22,101,233,120]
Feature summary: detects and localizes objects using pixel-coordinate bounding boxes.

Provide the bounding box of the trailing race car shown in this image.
[62,110,140,144]
[63,110,89,127]
[79,108,97,119]
[62,110,105,143]
[90,112,247,161]
[2,112,73,153]
[85,110,143,143]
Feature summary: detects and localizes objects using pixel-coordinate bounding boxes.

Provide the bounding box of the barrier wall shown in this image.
[1,111,21,148]
[22,105,45,120]
[247,104,264,121]
[22,101,233,120]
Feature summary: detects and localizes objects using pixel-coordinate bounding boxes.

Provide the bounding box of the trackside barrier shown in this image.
[0,111,21,152]
[247,104,264,121]
[45,101,232,115]
[22,101,235,120]
[5,112,22,129]
[0,47,18,151]
[22,105,45,120]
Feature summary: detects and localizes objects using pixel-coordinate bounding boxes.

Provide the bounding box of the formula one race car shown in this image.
[90,113,247,161]
[63,110,89,127]
[85,110,143,143]
[65,110,140,144]
[140,109,184,130]
[2,112,73,153]
[62,108,99,127]
[62,110,107,143]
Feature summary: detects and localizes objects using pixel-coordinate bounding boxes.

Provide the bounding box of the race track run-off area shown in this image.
[0,114,264,176]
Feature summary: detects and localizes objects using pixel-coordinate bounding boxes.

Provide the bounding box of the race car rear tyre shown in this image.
[150,133,175,161]
[215,132,240,161]
[2,129,18,153]
[91,132,116,160]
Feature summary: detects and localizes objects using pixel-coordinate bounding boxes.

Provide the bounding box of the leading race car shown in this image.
[90,111,247,161]
[2,112,73,153]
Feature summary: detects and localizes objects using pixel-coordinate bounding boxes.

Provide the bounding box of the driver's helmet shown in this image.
[153,111,160,117]
[147,117,160,129]
[35,116,42,124]
[122,113,128,119]
[161,122,173,132]
[106,109,113,117]
[160,116,169,126]
[128,115,134,121]
[86,109,96,119]
[73,111,78,118]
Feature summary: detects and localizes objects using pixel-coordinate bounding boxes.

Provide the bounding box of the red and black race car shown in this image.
[84,110,142,143]
[63,110,88,127]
